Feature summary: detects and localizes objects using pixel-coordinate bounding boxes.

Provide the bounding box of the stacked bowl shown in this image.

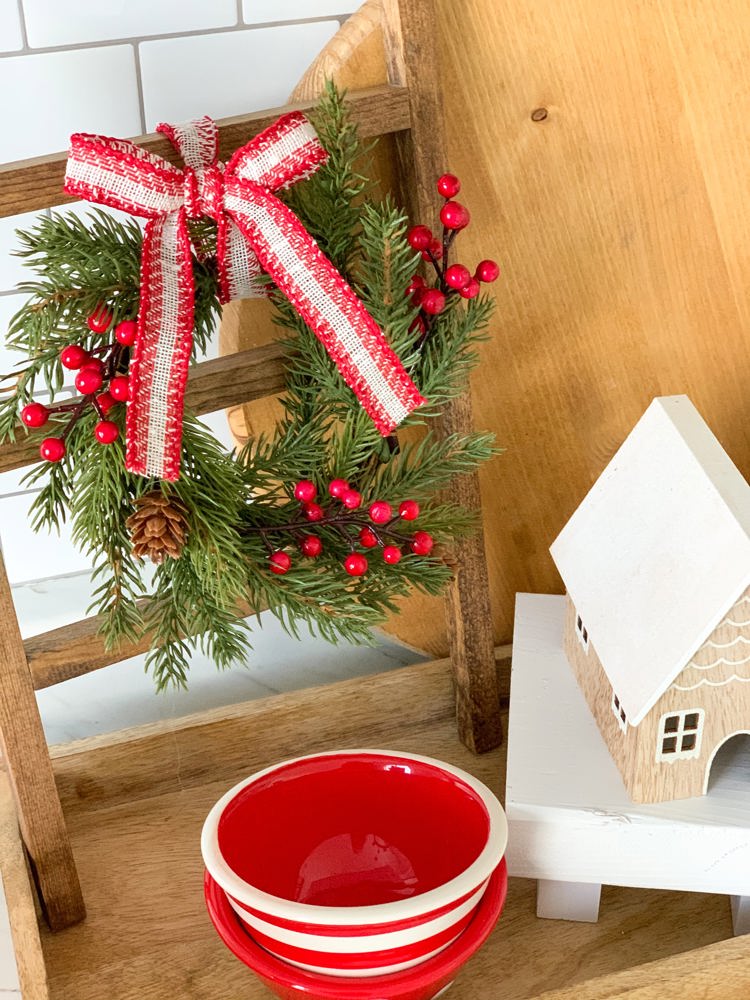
[201,750,508,999]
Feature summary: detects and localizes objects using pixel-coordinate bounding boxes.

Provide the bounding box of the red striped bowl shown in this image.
[201,750,507,977]
[204,860,508,1000]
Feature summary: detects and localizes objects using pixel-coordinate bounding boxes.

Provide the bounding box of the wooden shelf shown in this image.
[2,659,748,999]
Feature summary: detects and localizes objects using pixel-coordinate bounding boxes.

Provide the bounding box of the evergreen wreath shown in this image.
[0,85,499,690]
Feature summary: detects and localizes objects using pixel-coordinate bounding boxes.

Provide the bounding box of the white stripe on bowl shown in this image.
[229,880,487,952]
[263,936,461,978]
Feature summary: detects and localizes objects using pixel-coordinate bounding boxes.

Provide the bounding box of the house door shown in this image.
[704,731,750,794]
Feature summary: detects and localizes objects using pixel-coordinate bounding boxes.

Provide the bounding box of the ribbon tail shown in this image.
[125,210,195,480]
[226,190,426,435]
[217,216,267,302]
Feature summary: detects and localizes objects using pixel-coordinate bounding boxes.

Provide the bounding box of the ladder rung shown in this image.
[26,599,256,689]
[0,85,411,219]
[0,341,286,474]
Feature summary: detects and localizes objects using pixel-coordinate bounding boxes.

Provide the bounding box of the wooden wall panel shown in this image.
[221,0,750,653]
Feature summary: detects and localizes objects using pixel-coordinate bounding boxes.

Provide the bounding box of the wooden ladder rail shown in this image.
[0,2,501,932]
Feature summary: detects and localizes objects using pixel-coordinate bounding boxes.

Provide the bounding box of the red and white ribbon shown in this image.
[65,114,425,480]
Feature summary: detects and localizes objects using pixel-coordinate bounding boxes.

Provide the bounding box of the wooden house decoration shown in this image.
[550,395,750,804]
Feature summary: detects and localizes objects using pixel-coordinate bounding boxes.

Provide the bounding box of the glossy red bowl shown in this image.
[201,750,507,976]
[204,859,508,1000]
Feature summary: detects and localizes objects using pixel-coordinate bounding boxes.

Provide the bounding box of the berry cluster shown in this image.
[21,304,135,463]
[263,478,434,577]
[406,174,499,333]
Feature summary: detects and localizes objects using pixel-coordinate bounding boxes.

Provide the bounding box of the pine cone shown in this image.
[126,489,189,564]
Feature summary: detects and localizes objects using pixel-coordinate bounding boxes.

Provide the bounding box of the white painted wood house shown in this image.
[550,395,750,803]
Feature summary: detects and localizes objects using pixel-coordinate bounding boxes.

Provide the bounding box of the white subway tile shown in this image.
[0,47,141,163]
[22,0,237,48]
[140,22,338,128]
[0,492,91,583]
[243,0,359,23]
[0,1,23,52]
[0,211,47,292]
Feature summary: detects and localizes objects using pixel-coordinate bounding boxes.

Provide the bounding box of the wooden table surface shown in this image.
[1,657,746,999]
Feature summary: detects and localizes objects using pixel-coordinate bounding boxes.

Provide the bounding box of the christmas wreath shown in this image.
[0,85,499,689]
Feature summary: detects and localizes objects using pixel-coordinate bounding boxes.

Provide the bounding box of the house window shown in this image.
[656,710,704,762]
[575,613,589,652]
[611,691,627,732]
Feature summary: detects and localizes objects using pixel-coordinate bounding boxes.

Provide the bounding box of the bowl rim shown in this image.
[201,749,508,925]
[204,858,508,994]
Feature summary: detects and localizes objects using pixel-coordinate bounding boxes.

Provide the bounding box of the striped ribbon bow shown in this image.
[65,113,425,480]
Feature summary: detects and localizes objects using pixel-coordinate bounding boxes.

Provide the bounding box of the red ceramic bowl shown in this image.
[201,751,507,976]
[204,859,508,1000]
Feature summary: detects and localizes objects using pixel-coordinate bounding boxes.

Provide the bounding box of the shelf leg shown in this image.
[537,879,602,922]
[731,895,750,935]
[382,0,503,755]
[0,554,85,930]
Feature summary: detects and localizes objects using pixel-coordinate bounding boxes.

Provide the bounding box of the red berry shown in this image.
[410,530,434,555]
[96,392,116,415]
[407,225,432,251]
[21,402,49,428]
[368,500,392,524]
[405,275,426,297]
[422,238,443,261]
[60,345,89,370]
[459,278,481,300]
[399,500,420,521]
[328,478,349,498]
[359,527,378,548]
[269,551,291,575]
[303,502,324,522]
[109,376,131,402]
[409,316,426,336]
[421,289,446,315]
[440,201,471,231]
[114,319,138,346]
[344,552,368,576]
[341,489,361,510]
[94,420,119,444]
[445,264,472,290]
[75,368,103,395]
[300,535,323,558]
[87,303,113,334]
[475,259,500,283]
[80,357,104,373]
[437,173,461,198]
[294,479,317,503]
[383,545,402,565]
[40,437,65,462]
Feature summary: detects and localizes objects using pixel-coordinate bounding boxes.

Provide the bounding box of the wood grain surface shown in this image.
[0,659,736,999]
[0,775,49,1000]
[0,85,410,218]
[222,0,750,657]
[0,555,84,930]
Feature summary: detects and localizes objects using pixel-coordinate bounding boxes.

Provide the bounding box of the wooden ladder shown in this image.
[0,0,501,931]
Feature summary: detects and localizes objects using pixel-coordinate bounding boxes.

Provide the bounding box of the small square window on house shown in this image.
[611,691,627,732]
[656,710,704,763]
[575,613,589,651]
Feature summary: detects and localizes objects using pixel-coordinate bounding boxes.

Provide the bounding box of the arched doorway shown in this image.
[704,731,750,794]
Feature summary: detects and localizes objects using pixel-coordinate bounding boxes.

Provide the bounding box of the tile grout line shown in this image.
[0,16,350,60]
[132,42,147,134]
[13,0,29,51]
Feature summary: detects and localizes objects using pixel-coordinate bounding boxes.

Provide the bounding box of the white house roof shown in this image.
[550,396,750,726]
